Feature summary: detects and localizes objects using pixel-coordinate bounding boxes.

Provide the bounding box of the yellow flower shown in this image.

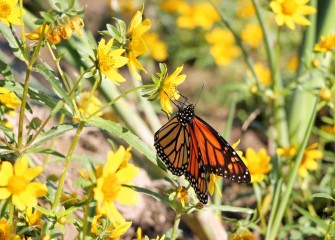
[241,23,263,48]
[206,28,241,66]
[76,91,103,118]
[230,227,255,240]
[208,174,222,197]
[91,214,102,234]
[93,146,139,222]
[0,219,10,240]
[0,0,24,26]
[25,206,43,229]
[270,0,316,30]
[126,9,151,80]
[97,38,128,85]
[314,33,335,52]
[143,32,168,62]
[243,148,272,183]
[236,0,256,19]
[158,65,186,116]
[106,221,132,239]
[276,145,297,157]
[175,186,189,207]
[288,55,299,72]
[176,2,220,30]
[26,25,50,40]
[299,143,323,177]
[248,63,271,87]
[0,156,47,211]
[160,0,185,12]
[0,87,21,109]
[136,227,166,240]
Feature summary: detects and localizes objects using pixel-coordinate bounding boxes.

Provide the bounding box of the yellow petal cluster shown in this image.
[314,33,335,52]
[0,0,24,26]
[243,148,272,183]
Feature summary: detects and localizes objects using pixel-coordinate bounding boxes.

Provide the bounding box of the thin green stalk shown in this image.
[171,212,181,240]
[51,120,85,211]
[17,24,46,151]
[82,75,101,119]
[253,183,267,231]
[8,201,14,236]
[19,0,27,60]
[82,189,95,240]
[68,66,95,97]
[87,84,155,120]
[265,179,282,238]
[266,100,317,240]
[252,0,275,74]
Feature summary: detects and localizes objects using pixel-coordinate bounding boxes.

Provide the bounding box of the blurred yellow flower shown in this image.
[91,214,102,234]
[0,156,47,211]
[314,33,335,52]
[76,91,103,117]
[25,206,43,229]
[176,2,219,30]
[158,65,186,116]
[320,125,335,135]
[319,88,332,101]
[248,63,271,87]
[276,145,297,157]
[126,9,151,80]
[175,186,189,207]
[243,148,272,183]
[143,32,168,62]
[0,87,21,109]
[206,28,241,66]
[106,221,132,239]
[230,227,255,240]
[241,23,263,48]
[160,0,185,12]
[270,0,316,30]
[299,143,323,177]
[288,55,299,72]
[0,120,13,129]
[0,219,10,240]
[236,0,255,19]
[97,38,128,85]
[46,16,84,44]
[0,0,24,26]
[94,146,139,222]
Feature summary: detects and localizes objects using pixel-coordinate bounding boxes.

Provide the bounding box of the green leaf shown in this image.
[34,205,56,217]
[312,193,335,202]
[0,59,14,81]
[293,204,328,230]
[207,204,254,214]
[30,123,78,149]
[87,117,157,164]
[24,148,65,158]
[34,63,74,112]
[0,22,25,61]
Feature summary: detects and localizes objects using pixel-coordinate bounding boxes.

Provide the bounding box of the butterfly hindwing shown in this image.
[192,116,251,183]
[154,116,190,176]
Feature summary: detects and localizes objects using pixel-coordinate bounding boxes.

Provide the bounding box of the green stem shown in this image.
[266,101,317,240]
[87,84,155,120]
[68,66,95,97]
[51,120,85,211]
[8,200,14,236]
[82,189,95,240]
[253,183,267,232]
[19,0,27,60]
[171,212,181,240]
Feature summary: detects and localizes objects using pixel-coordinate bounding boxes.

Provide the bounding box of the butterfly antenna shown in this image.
[194,84,204,107]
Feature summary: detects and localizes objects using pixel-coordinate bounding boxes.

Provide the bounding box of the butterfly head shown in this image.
[176,104,195,126]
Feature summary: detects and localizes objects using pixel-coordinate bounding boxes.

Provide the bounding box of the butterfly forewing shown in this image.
[154,117,190,176]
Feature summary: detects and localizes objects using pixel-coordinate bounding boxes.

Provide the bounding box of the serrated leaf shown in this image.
[0,59,14,81]
[87,117,156,164]
[34,63,74,112]
[30,123,78,149]
[0,22,25,61]
[24,147,65,158]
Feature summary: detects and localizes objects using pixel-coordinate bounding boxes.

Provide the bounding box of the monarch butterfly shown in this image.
[154,99,250,204]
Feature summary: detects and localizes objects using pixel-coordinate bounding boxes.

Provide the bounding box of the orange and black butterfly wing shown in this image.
[184,126,208,204]
[192,116,251,183]
[154,117,190,176]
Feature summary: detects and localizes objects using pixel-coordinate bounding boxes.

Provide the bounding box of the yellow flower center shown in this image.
[281,0,297,15]
[102,173,121,202]
[0,0,11,18]
[8,175,28,195]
